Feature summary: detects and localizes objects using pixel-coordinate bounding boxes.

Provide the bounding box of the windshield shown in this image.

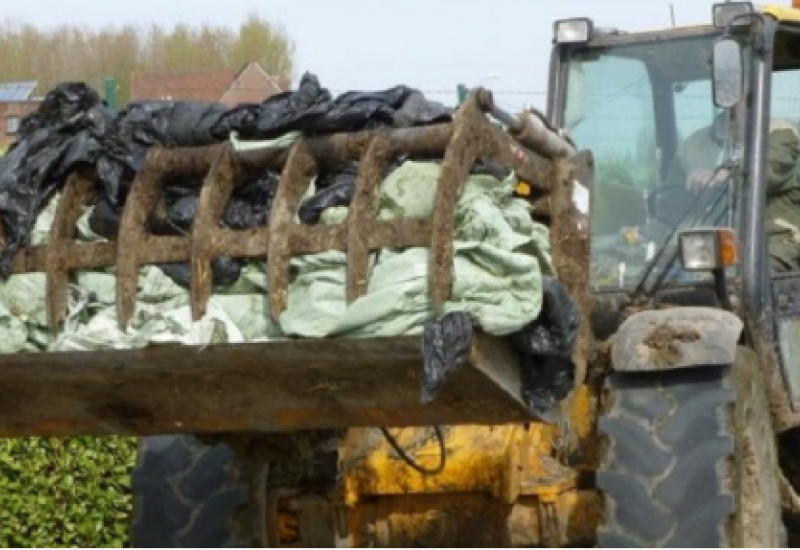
[563,34,743,294]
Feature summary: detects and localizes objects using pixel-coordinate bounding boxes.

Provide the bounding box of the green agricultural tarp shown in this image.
[280,161,553,338]
[0,161,552,353]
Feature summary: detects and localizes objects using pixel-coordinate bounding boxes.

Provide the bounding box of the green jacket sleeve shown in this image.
[767,129,800,196]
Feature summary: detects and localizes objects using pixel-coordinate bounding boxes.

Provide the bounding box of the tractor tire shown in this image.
[597,352,785,547]
[130,435,251,548]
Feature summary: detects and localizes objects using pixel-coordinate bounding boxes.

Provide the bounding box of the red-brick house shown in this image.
[130,62,287,106]
[0,81,40,147]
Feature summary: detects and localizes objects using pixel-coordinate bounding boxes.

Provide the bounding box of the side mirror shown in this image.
[712,37,744,108]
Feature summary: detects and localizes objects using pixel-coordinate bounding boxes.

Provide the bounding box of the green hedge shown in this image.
[0,437,138,548]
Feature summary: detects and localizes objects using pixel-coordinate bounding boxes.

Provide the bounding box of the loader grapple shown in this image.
[0,93,586,438]
[3,94,553,332]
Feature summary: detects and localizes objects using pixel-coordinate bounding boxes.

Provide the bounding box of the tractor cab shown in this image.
[549,2,800,416]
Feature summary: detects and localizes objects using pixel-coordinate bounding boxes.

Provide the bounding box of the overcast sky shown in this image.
[5,0,725,110]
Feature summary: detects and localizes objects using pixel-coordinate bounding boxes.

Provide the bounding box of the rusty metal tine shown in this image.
[116,150,169,329]
[345,135,394,303]
[190,145,240,321]
[429,97,500,315]
[156,145,224,180]
[46,170,96,331]
[267,139,317,319]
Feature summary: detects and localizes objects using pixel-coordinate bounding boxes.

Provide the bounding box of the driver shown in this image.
[667,111,730,192]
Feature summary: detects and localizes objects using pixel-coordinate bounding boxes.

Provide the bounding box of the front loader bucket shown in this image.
[0,92,580,438]
[0,334,531,437]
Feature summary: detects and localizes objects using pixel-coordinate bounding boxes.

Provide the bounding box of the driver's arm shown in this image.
[765,126,800,273]
[767,127,800,196]
[666,126,720,190]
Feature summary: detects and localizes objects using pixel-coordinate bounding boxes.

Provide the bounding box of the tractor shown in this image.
[5,2,800,548]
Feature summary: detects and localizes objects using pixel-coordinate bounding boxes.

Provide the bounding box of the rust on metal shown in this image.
[0,333,530,437]
[46,169,97,329]
[430,97,500,313]
[115,146,219,327]
[346,135,393,302]
[190,146,241,320]
[268,139,319,317]
[116,150,165,326]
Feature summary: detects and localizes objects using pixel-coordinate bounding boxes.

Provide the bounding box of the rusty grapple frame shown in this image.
[0,91,588,438]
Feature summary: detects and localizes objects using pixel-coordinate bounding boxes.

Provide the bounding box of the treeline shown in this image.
[0,14,295,104]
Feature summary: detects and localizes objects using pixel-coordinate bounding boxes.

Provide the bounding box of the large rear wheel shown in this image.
[597,351,785,547]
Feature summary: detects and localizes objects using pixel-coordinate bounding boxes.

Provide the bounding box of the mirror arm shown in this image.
[724,12,768,52]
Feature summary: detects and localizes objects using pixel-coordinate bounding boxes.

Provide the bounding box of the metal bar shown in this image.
[190,145,241,321]
[0,333,529,437]
[237,125,452,174]
[116,149,172,327]
[476,88,577,160]
[429,96,499,314]
[346,135,393,302]
[268,140,318,318]
[235,123,554,192]
[288,225,346,254]
[46,170,96,331]
[211,227,269,258]
[152,145,221,178]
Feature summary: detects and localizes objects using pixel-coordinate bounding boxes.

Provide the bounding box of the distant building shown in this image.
[0,81,40,144]
[130,62,288,106]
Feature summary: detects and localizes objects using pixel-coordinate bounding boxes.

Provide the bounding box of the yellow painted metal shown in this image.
[762,4,800,24]
[333,382,603,547]
[335,490,602,547]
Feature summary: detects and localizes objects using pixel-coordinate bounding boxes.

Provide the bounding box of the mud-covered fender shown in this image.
[611,307,743,372]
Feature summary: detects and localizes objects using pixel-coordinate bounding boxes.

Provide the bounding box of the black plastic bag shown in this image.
[158,256,243,289]
[220,73,452,140]
[88,197,122,239]
[421,312,474,404]
[518,354,575,419]
[511,276,580,417]
[222,171,281,230]
[315,86,452,134]
[0,82,113,277]
[392,89,453,128]
[297,162,359,225]
[115,100,230,148]
[218,72,333,140]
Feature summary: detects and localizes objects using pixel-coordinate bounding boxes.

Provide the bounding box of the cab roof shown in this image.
[762,4,800,24]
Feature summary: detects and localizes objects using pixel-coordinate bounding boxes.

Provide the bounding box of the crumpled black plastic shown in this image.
[116,100,231,147]
[216,73,334,140]
[158,257,244,289]
[419,281,579,419]
[0,82,113,277]
[155,171,281,234]
[511,276,580,417]
[220,72,452,140]
[0,74,453,282]
[297,162,359,225]
[222,171,281,230]
[421,312,474,404]
[297,159,409,226]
